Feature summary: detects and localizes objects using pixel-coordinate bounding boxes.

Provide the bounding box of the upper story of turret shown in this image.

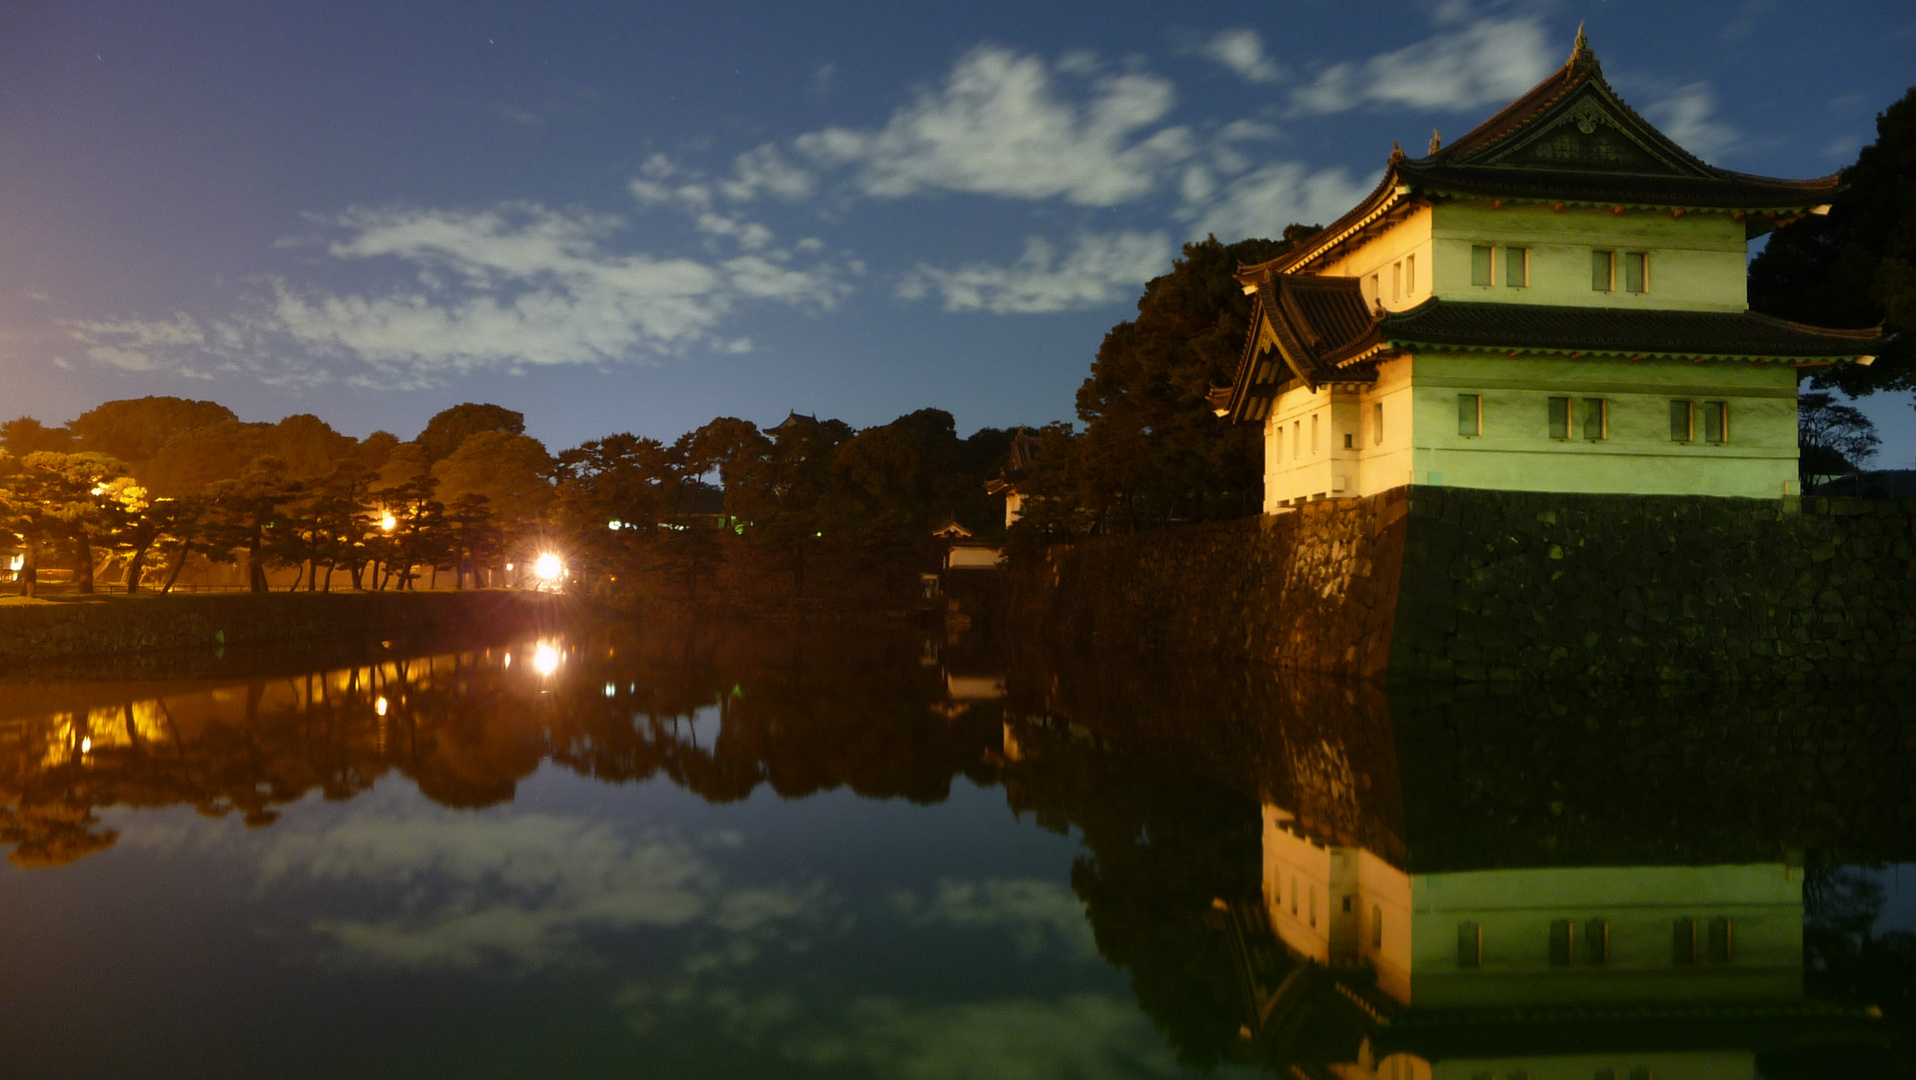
[1236,28,1841,316]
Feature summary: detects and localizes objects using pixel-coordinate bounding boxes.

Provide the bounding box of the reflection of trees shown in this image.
[0,657,533,865]
[1788,863,1916,1074]
[0,626,1004,867]
[540,626,1003,804]
[995,718,1260,1072]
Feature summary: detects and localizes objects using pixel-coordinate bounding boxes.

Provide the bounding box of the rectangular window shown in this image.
[1581,398,1608,441]
[1458,394,1482,436]
[1504,246,1529,288]
[1549,396,1572,439]
[1548,919,1575,965]
[1342,895,1353,913]
[1592,250,1615,292]
[1406,253,1416,294]
[1624,251,1648,293]
[1310,413,1319,454]
[1372,402,1384,445]
[1458,921,1483,967]
[1584,919,1611,964]
[1392,260,1403,302]
[1670,400,1694,442]
[1343,432,1353,449]
[1703,401,1728,443]
[1709,917,1735,963]
[1471,245,1494,286]
[1309,887,1317,927]
[1371,904,1383,948]
[1290,875,1298,916]
[1368,273,1380,305]
[1673,917,1699,964]
[1292,421,1300,460]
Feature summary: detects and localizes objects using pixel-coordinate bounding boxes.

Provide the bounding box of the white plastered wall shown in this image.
[1407,352,1799,498]
[1316,205,1435,312]
[1430,202,1748,312]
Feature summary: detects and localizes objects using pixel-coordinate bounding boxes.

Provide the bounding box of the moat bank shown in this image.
[1017,486,1916,685]
[0,590,560,668]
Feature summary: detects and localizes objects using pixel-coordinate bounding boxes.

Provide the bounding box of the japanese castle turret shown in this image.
[1214,29,1886,509]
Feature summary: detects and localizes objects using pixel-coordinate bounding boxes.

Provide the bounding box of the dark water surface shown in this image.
[1,624,1912,1079]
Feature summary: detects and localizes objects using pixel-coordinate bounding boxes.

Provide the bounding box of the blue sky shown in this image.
[2,0,1912,454]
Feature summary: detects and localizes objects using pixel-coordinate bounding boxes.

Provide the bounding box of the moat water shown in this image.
[1,624,1911,1078]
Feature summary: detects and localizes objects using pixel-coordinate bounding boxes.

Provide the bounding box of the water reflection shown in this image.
[0,627,1909,1077]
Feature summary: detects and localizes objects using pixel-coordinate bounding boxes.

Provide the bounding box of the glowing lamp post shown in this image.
[533,553,564,590]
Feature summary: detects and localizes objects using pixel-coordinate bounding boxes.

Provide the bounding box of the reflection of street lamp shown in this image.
[533,642,560,676]
[534,553,563,583]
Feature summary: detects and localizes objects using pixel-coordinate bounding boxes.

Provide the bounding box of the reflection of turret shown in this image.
[1231,797,1885,1079]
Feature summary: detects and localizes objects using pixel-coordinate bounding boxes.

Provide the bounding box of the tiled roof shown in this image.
[1391,162,1840,212]
[1214,293,1884,425]
[1236,32,1841,284]
[1382,300,1886,360]
[1214,275,1385,424]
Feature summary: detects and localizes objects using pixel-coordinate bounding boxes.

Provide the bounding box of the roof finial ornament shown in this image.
[1390,140,1405,164]
[1569,21,1599,71]
[1429,129,1442,154]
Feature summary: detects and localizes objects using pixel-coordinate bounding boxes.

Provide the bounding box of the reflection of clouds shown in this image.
[821,995,1184,1080]
[612,877,1172,1075]
[891,878,1098,960]
[617,987,1183,1079]
[242,804,824,969]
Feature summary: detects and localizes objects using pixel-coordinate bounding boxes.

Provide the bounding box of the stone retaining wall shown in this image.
[1017,487,1916,685]
[1021,490,1408,679]
[0,591,556,669]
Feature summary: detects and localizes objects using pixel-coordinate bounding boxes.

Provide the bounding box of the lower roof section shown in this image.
[1381,299,1885,362]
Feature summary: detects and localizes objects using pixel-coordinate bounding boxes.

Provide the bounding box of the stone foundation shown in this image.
[1016,487,1916,685]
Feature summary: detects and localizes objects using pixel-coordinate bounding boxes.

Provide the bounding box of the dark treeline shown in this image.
[0,397,1021,601]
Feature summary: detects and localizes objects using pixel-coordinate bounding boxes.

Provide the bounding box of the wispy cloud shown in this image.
[796,45,1194,206]
[1644,81,1740,161]
[898,232,1171,314]
[64,314,208,373]
[1290,16,1554,116]
[66,201,845,388]
[889,879,1098,959]
[1181,161,1377,242]
[718,144,817,202]
[1196,28,1284,84]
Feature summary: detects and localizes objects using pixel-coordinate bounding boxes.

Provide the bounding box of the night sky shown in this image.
[3,1,1912,455]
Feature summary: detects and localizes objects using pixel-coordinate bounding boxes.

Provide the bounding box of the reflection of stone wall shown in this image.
[1019,487,1916,685]
[0,591,553,666]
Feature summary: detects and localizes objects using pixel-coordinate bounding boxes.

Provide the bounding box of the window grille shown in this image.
[1581,398,1608,441]
[1703,401,1728,443]
[1670,400,1694,442]
[1459,394,1483,436]
[1592,250,1615,292]
[1624,251,1649,293]
[1549,396,1572,439]
[1504,246,1529,288]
